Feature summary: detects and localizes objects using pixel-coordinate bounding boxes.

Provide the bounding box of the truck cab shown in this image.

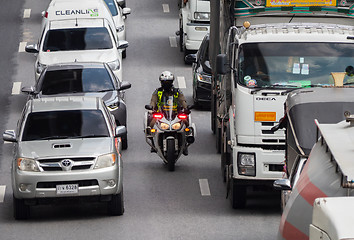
[178,0,210,62]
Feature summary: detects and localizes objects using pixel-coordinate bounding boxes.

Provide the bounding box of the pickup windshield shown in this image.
[237,42,354,89]
[22,110,109,141]
[43,27,113,51]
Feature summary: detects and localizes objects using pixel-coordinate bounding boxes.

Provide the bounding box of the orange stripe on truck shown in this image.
[282,220,309,240]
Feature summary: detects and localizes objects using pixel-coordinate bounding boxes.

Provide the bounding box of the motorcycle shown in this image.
[144,96,196,171]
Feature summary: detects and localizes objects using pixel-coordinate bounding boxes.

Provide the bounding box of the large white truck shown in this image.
[177,0,210,62]
[209,0,354,208]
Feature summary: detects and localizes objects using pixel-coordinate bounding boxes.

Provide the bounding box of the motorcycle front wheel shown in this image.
[166,138,176,171]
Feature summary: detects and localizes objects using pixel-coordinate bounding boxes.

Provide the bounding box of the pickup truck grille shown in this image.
[38,157,95,171]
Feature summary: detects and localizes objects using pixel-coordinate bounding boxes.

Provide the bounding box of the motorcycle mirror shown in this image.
[145,105,153,110]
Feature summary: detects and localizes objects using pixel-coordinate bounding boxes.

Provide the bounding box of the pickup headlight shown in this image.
[107,59,120,71]
[17,158,39,172]
[194,12,210,20]
[94,153,117,169]
[116,25,125,32]
[36,62,46,74]
[237,153,256,176]
[160,123,170,130]
[196,73,211,84]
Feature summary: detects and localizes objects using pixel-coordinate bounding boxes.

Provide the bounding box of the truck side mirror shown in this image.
[273,179,292,191]
[216,54,229,75]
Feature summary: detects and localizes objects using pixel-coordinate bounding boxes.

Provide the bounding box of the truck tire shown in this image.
[216,127,221,153]
[230,179,246,209]
[13,196,30,220]
[166,138,176,171]
[107,191,124,216]
[221,124,231,182]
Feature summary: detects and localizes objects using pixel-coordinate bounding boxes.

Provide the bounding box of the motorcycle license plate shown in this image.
[56,184,79,195]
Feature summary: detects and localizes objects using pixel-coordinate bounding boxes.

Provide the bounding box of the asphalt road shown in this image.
[0,0,281,239]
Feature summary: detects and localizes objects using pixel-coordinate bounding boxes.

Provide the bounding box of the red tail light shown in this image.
[178,113,188,120]
[153,113,163,119]
[44,11,48,18]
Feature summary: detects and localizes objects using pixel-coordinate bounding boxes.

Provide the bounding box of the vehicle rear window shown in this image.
[22,110,109,141]
[40,68,114,95]
[43,27,113,51]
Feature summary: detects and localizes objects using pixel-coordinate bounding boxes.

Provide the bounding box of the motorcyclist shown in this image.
[146,71,190,155]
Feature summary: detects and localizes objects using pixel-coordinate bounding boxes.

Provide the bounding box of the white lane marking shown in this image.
[0,186,6,203]
[12,82,22,95]
[18,42,27,52]
[23,9,31,18]
[162,4,170,13]
[199,179,211,196]
[177,76,186,89]
[169,36,177,48]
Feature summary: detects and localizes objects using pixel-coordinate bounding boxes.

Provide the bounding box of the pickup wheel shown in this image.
[230,179,246,209]
[13,196,30,220]
[108,191,124,216]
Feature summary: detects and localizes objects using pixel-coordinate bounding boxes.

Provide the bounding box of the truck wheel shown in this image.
[216,127,221,153]
[107,191,124,216]
[166,138,176,171]
[230,179,246,209]
[179,27,184,52]
[221,125,231,182]
[13,196,30,220]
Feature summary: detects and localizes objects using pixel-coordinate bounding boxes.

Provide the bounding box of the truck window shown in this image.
[43,27,113,51]
[237,42,354,88]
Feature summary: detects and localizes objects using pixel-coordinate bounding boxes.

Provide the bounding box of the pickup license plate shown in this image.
[56,184,79,195]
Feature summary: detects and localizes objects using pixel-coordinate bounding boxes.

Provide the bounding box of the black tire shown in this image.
[230,179,246,209]
[211,93,217,134]
[122,49,127,59]
[221,124,231,182]
[166,138,176,171]
[13,196,30,220]
[107,191,124,216]
[179,27,184,52]
[216,126,222,153]
[122,133,128,150]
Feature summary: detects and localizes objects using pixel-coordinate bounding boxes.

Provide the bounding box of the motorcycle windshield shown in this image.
[160,95,178,120]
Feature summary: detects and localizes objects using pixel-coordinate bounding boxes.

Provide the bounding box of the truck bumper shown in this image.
[232,144,285,181]
[185,23,209,51]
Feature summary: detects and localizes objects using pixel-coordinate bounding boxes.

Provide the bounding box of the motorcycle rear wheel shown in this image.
[166,138,176,171]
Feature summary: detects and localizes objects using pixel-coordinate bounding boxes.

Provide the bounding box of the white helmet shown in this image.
[159,71,175,90]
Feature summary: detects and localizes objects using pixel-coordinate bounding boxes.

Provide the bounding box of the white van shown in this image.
[25,18,127,81]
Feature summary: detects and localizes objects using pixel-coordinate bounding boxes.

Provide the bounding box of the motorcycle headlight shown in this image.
[172,122,181,130]
[197,73,211,84]
[116,25,125,32]
[36,62,46,74]
[107,59,120,71]
[194,12,210,20]
[17,158,39,172]
[94,153,117,169]
[160,123,170,130]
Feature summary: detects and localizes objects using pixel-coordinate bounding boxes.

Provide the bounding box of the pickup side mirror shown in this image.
[117,0,126,7]
[119,81,131,91]
[273,179,292,191]
[185,54,197,64]
[145,105,153,110]
[118,40,129,50]
[21,86,36,95]
[3,130,16,142]
[115,126,127,138]
[122,8,131,16]
[216,54,229,75]
[25,44,39,54]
